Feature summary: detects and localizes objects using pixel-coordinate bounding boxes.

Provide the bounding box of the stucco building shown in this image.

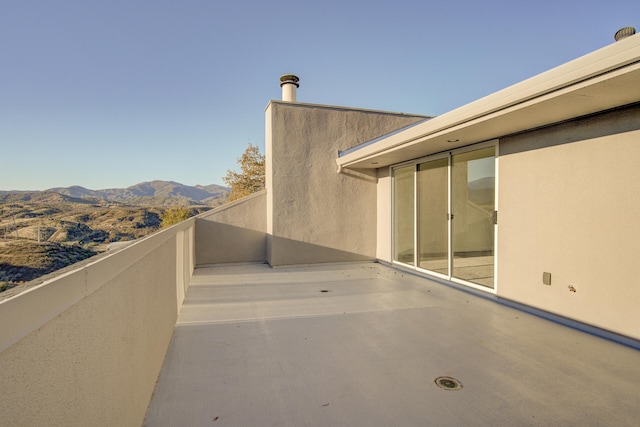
[219,29,640,342]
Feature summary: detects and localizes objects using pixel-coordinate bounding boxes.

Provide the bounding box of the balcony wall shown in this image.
[195,190,267,265]
[0,219,195,427]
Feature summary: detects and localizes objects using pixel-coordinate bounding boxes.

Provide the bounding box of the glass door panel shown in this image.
[393,165,415,265]
[417,158,449,275]
[451,147,495,288]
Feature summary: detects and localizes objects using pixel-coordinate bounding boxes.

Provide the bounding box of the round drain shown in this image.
[434,376,463,391]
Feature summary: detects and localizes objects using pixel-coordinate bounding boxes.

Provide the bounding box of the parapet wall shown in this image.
[195,190,267,265]
[0,219,195,427]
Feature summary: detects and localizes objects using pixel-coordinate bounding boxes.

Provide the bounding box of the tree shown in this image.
[223,143,265,202]
[161,207,191,228]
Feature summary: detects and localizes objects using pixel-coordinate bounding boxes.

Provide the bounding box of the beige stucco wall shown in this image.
[195,190,267,265]
[375,104,639,340]
[376,168,392,262]
[0,220,195,427]
[498,104,640,340]
[266,101,426,266]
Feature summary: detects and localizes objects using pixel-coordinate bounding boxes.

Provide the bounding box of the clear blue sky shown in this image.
[1,0,638,191]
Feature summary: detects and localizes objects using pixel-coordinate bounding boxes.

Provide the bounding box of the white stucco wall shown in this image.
[498,105,640,340]
[374,104,640,340]
[266,101,426,266]
[195,190,267,265]
[0,220,195,426]
[376,168,392,262]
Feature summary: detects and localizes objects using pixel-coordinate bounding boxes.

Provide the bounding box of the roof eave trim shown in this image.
[336,35,640,169]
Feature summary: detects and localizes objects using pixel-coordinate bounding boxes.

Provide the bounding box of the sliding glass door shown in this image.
[392,145,496,289]
[451,147,495,288]
[417,157,449,275]
[392,165,415,265]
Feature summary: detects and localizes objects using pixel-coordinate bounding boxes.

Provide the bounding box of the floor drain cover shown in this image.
[434,376,463,391]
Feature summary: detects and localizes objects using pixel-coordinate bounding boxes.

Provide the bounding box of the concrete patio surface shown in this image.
[144,263,640,426]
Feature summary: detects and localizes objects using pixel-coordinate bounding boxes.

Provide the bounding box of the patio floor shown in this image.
[144,262,640,426]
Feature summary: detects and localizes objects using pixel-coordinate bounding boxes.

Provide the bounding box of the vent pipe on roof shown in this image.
[614,27,636,41]
[280,74,300,102]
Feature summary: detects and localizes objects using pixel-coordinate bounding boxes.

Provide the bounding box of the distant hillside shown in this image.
[46,180,229,206]
[0,241,96,284]
[0,192,212,290]
[0,191,98,205]
[468,177,495,206]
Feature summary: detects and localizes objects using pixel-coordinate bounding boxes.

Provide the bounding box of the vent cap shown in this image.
[614,27,636,41]
[279,74,300,102]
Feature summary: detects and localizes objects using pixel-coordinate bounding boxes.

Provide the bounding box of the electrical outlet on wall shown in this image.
[543,272,552,286]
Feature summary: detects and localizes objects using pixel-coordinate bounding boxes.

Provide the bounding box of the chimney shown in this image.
[614,27,636,41]
[280,74,300,102]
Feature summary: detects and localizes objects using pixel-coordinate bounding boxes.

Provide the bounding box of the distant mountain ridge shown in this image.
[1,181,229,207]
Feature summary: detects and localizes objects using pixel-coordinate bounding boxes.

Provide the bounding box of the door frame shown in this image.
[390,140,499,293]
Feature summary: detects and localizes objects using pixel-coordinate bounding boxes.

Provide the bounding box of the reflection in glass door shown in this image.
[451,147,495,288]
[393,165,415,265]
[417,158,449,276]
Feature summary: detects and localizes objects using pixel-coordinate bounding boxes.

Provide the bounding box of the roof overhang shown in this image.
[337,34,640,171]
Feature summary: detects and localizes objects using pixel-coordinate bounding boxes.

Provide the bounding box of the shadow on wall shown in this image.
[501,104,640,156]
[268,235,374,267]
[195,220,374,267]
[195,220,267,265]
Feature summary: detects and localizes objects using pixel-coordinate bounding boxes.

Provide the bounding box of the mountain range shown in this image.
[1,181,225,287]
[1,181,229,207]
